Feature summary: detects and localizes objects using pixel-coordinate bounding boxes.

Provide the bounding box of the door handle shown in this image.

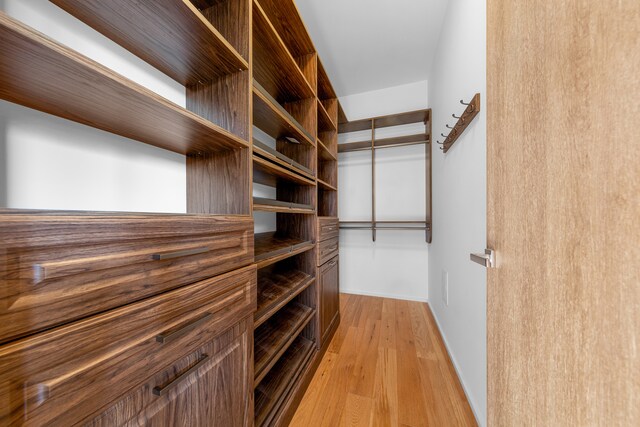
[470,249,495,268]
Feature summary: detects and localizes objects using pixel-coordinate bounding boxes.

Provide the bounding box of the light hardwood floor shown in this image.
[290,293,477,427]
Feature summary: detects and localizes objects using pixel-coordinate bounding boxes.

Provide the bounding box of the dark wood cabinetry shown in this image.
[318,256,340,344]
[0,0,340,424]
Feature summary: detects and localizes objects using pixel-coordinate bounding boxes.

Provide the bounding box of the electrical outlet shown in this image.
[441,270,449,306]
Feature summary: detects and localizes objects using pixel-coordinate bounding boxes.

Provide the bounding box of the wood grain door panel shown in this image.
[0,212,254,343]
[316,217,338,242]
[316,237,338,267]
[487,0,640,424]
[0,265,256,426]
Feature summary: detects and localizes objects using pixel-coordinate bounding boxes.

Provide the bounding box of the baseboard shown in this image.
[340,288,428,303]
[427,304,484,427]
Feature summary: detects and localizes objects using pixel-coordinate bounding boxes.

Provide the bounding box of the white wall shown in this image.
[0,0,186,212]
[338,80,430,302]
[427,0,487,424]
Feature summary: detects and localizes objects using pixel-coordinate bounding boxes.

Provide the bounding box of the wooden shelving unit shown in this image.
[254,232,315,269]
[254,336,315,427]
[255,268,315,328]
[254,302,315,385]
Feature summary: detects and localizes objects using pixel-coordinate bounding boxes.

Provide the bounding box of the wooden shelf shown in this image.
[338,133,430,153]
[254,232,315,268]
[254,302,314,386]
[255,0,315,59]
[253,155,316,187]
[253,197,315,215]
[50,0,247,85]
[253,140,314,180]
[317,139,337,161]
[317,99,337,131]
[0,14,248,155]
[253,81,315,146]
[255,335,315,427]
[317,59,337,100]
[339,109,430,134]
[317,178,337,192]
[253,0,315,103]
[255,269,315,328]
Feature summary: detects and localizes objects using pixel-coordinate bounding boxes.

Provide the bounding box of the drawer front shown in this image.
[317,217,339,242]
[0,264,257,426]
[0,212,254,343]
[83,318,253,427]
[317,236,339,266]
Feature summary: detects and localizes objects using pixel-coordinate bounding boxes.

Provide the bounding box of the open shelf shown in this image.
[254,232,315,268]
[317,139,337,161]
[50,0,248,85]
[253,0,314,103]
[317,178,338,192]
[254,302,314,386]
[338,133,430,153]
[317,59,337,100]
[339,109,430,134]
[253,197,315,215]
[253,140,314,180]
[255,269,315,328]
[0,14,248,155]
[255,335,315,427]
[253,81,315,146]
[253,156,316,187]
[317,99,337,131]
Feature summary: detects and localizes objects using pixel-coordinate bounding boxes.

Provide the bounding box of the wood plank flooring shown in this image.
[290,294,477,427]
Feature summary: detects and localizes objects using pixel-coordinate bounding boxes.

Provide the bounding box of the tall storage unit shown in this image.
[0,1,339,426]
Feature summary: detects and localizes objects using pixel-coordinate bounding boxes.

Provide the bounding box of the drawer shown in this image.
[0,212,254,343]
[317,216,339,242]
[317,236,339,266]
[0,264,256,426]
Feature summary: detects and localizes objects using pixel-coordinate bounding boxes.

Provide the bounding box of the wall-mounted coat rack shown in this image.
[337,109,432,243]
[438,93,480,153]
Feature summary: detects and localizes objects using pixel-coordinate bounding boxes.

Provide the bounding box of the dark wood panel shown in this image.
[253,155,316,187]
[84,318,254,427]
[255,269,315,328]
[318,98,337,132]
[317,236,338,267]
[0,212,253,343]
[318,158,337,188]
[187,70,251,140]
[49,0,248,85]
[317,139,337,161]
[318,188,338,217]
[252,0,314,103]
[254,0,315,58]
[254,302,314,385]
[200,0,251,61]
[0,265,257,426]
[317,216,339,242]
[317,178,337,192]
[0,14,248,155]
[255,336,315,427]
[187,148,251,214]
[254,232,315,269]
[284,97,317,142]
[318,257,339,346]
[321,98,339,126]
[317,59,337,100]
[253,81,314,146]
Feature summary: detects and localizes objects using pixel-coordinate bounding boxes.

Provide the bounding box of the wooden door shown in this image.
[319,256,339,344]
[487,1,640,425]
[84,319,254,427]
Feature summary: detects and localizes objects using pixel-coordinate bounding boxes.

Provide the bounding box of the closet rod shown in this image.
[339,140,427,153]
[340,226,429,230]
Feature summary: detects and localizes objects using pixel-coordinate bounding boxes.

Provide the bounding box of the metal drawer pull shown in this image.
[153,354,209,396]
[151,247,209,261]
[328,260,337,267]
[325,245,338,252]
[470,249,495,268]
[156,313,213,344]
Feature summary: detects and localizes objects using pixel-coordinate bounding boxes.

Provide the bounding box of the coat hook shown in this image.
[452,113,461,119]
[446,124,454,129]
[441,132,449,138]
[436,140,445,145]
[460,99,470,106]
[439,146,445,151]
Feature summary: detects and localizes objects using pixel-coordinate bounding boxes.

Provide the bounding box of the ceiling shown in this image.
[295,0,449,97]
